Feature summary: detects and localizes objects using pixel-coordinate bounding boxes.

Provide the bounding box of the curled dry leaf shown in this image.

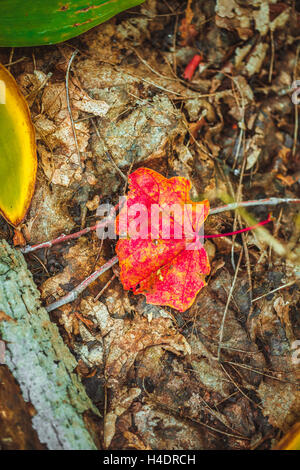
[105,315,191,386]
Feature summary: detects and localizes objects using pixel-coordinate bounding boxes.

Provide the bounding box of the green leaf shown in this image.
[0,0,145,47]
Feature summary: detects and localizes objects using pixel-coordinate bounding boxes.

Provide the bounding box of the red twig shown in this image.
[21,203,120,254]
[202,214,272,238]
[183,54,203,81]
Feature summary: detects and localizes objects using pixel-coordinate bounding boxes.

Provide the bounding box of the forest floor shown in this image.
[0,0,299,450]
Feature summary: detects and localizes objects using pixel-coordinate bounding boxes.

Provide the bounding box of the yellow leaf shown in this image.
[0,64,37,226]
[274,423,300,450]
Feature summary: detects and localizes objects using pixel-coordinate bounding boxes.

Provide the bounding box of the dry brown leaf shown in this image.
[105,316,191,387]
[258,381,300,432]
[104,387,141,449]
[35,80,108,186]
[79,298,191,387]
[123,431,151,450]
[40,237,111,302]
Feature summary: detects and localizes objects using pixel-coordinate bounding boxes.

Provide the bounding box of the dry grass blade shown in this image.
[65,49,82,169]
[218,249,243,361]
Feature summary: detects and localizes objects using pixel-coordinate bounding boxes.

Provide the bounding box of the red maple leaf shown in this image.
[115,168,210,312]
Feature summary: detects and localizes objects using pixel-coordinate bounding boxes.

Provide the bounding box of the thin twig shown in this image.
[220,363,262,410]
[94,274,116,301]
[21,197,300,313]
[30,253,50,276]
[66,50,82,169]
[268,206,283,263]
[46,256,119,312]
[293,45,300,157]
[123,70,185,97]
[252,281,296,302]
[91,119,127,181]
[4,56,27,67]
[268,30,275,83]
[241,231,253,309]
[172,14,178,75]
[129,46,176,82]
[21,197,300,255]
[7,48,14,71]
[185,369,246,436]
[209,197,300,215]
[217,249,243,362]
[224,361,299,385]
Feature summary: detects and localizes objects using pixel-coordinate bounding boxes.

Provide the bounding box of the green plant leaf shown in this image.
[0,64,37,227]
[0,0,145,47]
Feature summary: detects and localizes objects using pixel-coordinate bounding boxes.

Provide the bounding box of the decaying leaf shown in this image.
[41,237,111,302]
[258,381,300,432]
[123,431,151,450]
[78,298,191,387]
[0,64,37,226]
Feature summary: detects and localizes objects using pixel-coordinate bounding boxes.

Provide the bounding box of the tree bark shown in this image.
[0,240,100,450]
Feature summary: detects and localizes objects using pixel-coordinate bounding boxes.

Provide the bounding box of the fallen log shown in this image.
[0,239,99,450]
